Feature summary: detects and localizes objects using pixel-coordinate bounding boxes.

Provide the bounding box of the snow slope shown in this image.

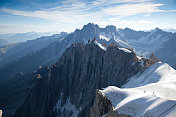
[100,62,176,117]
[99,32,110,41]
[119,48,131,53]
[94,40,107,51]
[123,62,176,100]
[94,40,133,53]
[98,28,171,57]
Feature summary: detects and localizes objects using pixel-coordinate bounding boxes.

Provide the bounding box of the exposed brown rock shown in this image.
[90,90,132,117]
[102,43,107,48]
[149,53,160,62]
[109,43,118,47]
[90,90,112,117]
[142,53,161,67]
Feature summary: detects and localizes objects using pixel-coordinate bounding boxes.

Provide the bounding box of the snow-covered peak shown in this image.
[151,27,162,33]
[82,23,99,31]
[105,25,117,32]
[123,27,134,32]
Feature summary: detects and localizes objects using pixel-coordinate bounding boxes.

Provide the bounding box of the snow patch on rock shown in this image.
[119,48,131,53]
[54,93,81,117]
[99,33,110,41]
[94,40,107,51]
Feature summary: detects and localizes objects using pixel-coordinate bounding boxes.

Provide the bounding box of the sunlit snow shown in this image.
[100,62,176,117]
[99,34,110,41]
[119,48,131,53]
[94,40,107,51]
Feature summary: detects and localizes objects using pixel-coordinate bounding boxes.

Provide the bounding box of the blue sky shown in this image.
[0,0,176,34]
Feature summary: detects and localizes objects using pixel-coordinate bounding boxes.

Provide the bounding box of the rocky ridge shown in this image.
[12,40,158,117]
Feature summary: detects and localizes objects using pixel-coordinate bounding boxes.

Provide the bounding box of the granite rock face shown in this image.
[13,41,147,117]
[90,90,112,117]
[90,90,131,117]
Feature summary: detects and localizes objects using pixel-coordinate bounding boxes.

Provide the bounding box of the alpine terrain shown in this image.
[0,23,175,117]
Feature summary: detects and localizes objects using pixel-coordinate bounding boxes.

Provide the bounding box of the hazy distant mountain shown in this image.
[155,33,176,69]
[0,33,68,80]
[0,43,17,58]
[0,32,58,44]
[164,28,176,33]
[0,32,67,68]
[116,27,172,57]
[0,39,9,47]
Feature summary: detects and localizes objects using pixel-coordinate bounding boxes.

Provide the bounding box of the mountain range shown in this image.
[0,32,58,45]
[0,23,176,78]
[0,23,176,117]
[0,32,68,78]
[0,39,9,47]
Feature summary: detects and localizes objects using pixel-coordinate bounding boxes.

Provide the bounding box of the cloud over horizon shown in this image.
[0,0,176,33]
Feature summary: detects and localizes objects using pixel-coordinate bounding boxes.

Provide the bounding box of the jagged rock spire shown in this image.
[149,53,160,61]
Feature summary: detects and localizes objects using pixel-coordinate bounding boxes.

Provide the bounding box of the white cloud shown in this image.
[1,0,176,33]
[102,3,163,17]
[145,14,151,17]
[1,0,165,23]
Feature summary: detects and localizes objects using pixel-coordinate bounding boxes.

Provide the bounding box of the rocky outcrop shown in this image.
[90,90,131,117]
[90,90,112,117]
[142,53,161,67]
